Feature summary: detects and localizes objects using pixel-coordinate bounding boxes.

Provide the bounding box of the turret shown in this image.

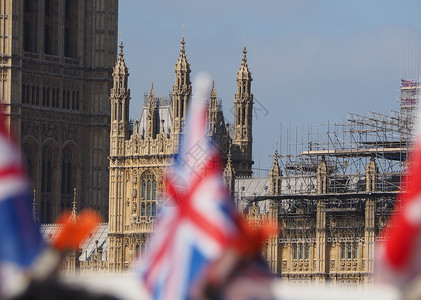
[110,41,130,156]
[233,44,253,151]
[172,34,191,136]
[208,79,218,136]
[223,144,236,198]
[146,79,157,139]
[269,146,282,196]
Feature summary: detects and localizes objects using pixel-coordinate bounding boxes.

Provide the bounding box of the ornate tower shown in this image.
[172,36,191,137]
[110,41,130,156]
[146,80,157,139]
[0,0,118,222]
[108,41,130,272]
[233,44,254,176]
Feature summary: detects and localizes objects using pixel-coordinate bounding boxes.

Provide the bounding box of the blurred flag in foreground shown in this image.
[139,73,275,300]
[377,97,421,286]
[0,107,44,297]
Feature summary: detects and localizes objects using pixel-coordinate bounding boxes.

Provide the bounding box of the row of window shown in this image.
[22,84,80,110]
[292,242,359,260]
[24,0,79,58]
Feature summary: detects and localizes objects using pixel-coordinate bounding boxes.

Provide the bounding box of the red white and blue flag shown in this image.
[0,106,44,296]
[377,91,421,286]
[138,73,267,300]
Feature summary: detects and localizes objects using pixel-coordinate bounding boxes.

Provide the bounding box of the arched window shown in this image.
[140,172,157,218]
[61,147,73,195]
[22,143,35,180]
[41,145,55,223]
[152,180,156,200]
[67,90,71,109]
[22,84,26,104]
[41,145,54,193]
[152,202,156,216]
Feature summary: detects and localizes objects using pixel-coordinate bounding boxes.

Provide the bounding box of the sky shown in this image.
[118,0,421,173]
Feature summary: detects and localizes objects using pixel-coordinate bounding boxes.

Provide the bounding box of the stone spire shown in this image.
[223,143,236,197]
[269,144,282,196]
[208,78,218,135]
[70,188,78,221]
[172,31,192,136]
[146,77,157,139]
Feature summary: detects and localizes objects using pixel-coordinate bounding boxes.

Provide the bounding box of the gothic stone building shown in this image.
[107,37,254,271]
[0,0,117,222]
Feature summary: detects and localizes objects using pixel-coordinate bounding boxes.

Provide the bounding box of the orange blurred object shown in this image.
[52,210,101,251]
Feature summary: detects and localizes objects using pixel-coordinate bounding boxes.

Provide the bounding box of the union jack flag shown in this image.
[0,106,44,297]
[139,74,260,300]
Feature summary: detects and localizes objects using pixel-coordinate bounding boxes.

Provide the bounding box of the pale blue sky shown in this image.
[118,0,421,172]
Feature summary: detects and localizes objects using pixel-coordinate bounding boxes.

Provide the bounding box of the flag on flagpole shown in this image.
[377,91,421,286]
[138,73,275,300]
[0,104,44,297]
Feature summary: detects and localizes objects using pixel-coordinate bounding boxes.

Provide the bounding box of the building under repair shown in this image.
[231,79,417,284]
[41,79,416,284]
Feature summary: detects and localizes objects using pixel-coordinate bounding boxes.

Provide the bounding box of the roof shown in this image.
[40,223,109,261]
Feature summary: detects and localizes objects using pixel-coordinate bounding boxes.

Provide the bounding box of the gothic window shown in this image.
[36,86,40,105]
[44,0,58,55]
[242,107,246,126]
[22,143,35,180]
[41,145,55,223]
[342,243,346,259]
[23,0,38,52]
[347,242,352,259]
[119,103,122,121]
[299,243,303,259]
[61,147,73,195]
[354,243,358,258]
[140,172,157,217]
[76,91,80,110]
[67,91,71,109]
[293,243,297,259]
[72,91,76,110]
[41,145,54,193]
[32,86,36,105]
[64,0,79,58]
[305,243,310,259]
[43,87,47,106]
[22,84,26,104]
[52,88,56,107]
[47,87,50,106]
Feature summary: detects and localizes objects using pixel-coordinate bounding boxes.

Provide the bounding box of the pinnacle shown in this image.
[180,36,186,54]
[119,40,124,58]
[242,45,247,63]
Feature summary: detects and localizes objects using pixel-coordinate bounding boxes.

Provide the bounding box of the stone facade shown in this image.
[0,0,117,222]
